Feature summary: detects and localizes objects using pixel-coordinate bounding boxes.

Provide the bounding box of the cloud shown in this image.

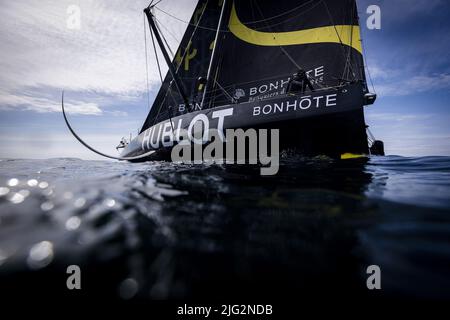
[373,133,450,157]
[0,0,196,113]
[366,59,450,97]
[106,110,128,117]
[360,0,450,98]
[0,90,102,115]
[365,110,450,156]
[375,74,450,97]
[365,112,434,122]
[0,133,122,160]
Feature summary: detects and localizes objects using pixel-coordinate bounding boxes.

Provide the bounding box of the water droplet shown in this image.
[118,278,138,300]
[9,192,25,204]
[18,189,30,198]
[38,181,49,189]
[7,178,19,187]
[0,187,9,196]
[65,216,81,230]
[43,188,53,196]
[104,198,116,208]
[27,179,38,187]
[63,192,73,200]
[74,198,86,208]
[27,241,54,269]
[40,201,54,211]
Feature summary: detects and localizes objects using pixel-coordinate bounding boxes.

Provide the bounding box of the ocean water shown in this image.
[0,156,450,302]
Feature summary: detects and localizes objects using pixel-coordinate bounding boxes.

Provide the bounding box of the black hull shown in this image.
[122,83,369,161]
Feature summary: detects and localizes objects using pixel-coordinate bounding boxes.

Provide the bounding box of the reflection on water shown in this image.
[0,156,449,301]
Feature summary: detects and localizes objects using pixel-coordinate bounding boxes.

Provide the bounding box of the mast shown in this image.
[144,6,191,110]
[200,0,228,108]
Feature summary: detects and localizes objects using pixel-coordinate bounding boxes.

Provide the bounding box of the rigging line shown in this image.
[207,29,228,109]
[155,6,219,32]
[234,0,318,26]
[322,0,344,47]
[154,17,175,58]
[357,0,375,93]
[143,13,151,113]
[152,0,163,7]
[149,0,209,126]
[153,17,187,123]
[209,61,222,108]
[249,0,256,22]
[162,0,208,98]
[253,1,297,67]
[253,1,319,87]
[322,0,357,81]
[253,1,325,89]
[201,0,227,108]
[141,11,172,134]
[194,71,305,96]
[202,56,222,109]
[61,91,155,161]
[155,0,317,30]
[168,0,208,72]
[150,19,175,132]
[360,34,376,93]
[248,0,325,32]
[196,69,332,95]
[346,1,357,80]
[154,16,181,43]
[346,31,355,79]
[149,26,164,82]
[341,3,354,81]
[362,41,376,93]
[349,5,357,80]
[366,127,376,142]
[208,73,295,90]
[213,79,235,104]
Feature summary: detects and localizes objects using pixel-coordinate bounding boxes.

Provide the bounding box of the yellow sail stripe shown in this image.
[228,3,362,54]
[340,153,367,160]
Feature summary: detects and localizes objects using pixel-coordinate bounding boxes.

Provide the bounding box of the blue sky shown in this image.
[0,0,449,159]
[359,0,450,155]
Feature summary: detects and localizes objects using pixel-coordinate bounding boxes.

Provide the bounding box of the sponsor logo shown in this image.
[253,93,338,116]
[139,107,279,175]
[175,66,325,112]
[141,89,340,155]
[247,66,324,103]
[141,108,235,151]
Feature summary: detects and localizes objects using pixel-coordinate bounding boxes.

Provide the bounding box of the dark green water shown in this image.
[0,156,449,303]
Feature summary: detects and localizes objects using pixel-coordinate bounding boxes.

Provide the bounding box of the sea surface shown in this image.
[0,156,450,302]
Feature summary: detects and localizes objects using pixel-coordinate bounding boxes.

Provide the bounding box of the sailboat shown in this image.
[68,0,385,161]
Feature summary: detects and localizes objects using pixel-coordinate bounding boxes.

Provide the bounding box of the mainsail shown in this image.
[141,0,368,133]
[209,0,367,106]
[141,0,224,132]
